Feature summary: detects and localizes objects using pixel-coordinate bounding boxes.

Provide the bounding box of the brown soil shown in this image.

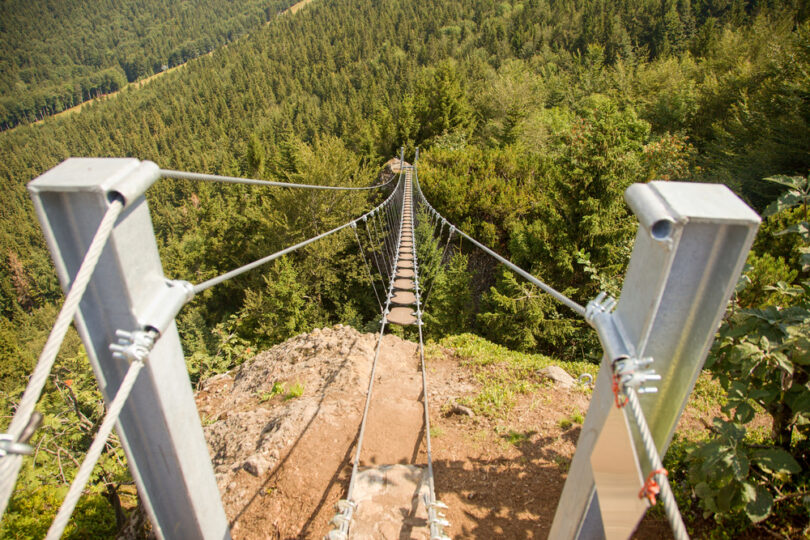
[195,326,684,539]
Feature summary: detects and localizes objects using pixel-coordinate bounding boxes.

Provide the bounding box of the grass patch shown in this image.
[504,429,536,446]
[689,370,727,413]
[285,382,304,400]
[258,380,287,403]
[429,426,445,438]
[434,334,598,418]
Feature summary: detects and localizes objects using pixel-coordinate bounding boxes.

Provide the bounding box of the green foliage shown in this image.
[432,333,597,418]
[0,348,133,538]
[234,258,318,348]
[0,483,119,539]
[258,381,287,403]
[688,177,810,530]
[0,0,297,128]
[4,0,810,535]
[284,382,305,400]
[687,419,800,524]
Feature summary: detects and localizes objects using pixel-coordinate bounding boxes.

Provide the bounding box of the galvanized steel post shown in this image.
[550,181,760,539]
[28,159,230,539]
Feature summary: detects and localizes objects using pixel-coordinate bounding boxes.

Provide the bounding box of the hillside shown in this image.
[0,0,298,129]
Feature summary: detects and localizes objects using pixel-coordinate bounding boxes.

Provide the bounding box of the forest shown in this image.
[0,0,809,536]
[0,0,298,129]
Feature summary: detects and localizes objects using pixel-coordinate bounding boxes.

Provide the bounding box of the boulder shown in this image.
[537,366,576,389]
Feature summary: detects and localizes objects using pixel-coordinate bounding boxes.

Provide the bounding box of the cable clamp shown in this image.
[585,291,617,325]
[639,468,667,505]
[0,412,42,459]
[109,329,158,363]
[351,221,357,229]
[614,357,661,396]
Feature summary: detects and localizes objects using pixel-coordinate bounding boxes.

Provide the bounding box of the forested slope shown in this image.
[0,0,298,129]
[1,0,810,536]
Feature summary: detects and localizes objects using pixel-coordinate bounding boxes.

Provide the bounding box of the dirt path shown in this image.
[195,325,673,539]
[357,336,422,467]
[196,326,429,539]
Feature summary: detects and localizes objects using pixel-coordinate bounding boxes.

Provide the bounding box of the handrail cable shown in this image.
[46,354,147,540]
[625,385,689,539]
[160,168,396,191]
[411,166,586,317]
[0,198,125,517]
[193,172,404,294]
[351,224,384,312]
[33,155,406,539]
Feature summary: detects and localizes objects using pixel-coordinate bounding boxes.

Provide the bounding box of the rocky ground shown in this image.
[195,325,673,539]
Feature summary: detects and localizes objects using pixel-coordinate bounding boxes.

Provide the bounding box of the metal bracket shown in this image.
[138,279,194,335]
[586,292,630,363]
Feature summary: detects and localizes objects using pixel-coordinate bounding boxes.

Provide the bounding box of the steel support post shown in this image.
[549,181,760,539]
[28,159,230,539]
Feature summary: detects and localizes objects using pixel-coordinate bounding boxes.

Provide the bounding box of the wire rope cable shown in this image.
[0,198,125,517]
[411,165,586,317]
[625,387,689,540]
[410,173,447,540]
[46,358,146,540]
[332,165,406,538]
[160,169,396,191]
[351,224,383,312]
[193,174,405,294]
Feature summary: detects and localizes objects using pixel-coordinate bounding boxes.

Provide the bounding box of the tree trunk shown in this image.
[771,401,793,450]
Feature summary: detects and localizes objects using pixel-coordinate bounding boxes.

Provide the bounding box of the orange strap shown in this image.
[611,372,628,408]
[639,468,667,505]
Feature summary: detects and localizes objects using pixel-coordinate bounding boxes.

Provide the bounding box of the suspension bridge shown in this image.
[0,148,760,539]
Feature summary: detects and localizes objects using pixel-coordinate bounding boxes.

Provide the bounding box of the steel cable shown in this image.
[46,358,145,540]
[624,387,689,540]
[0,198,125,517]
[193,173,405,294]
[411,165,586,317]
[160,169,396,191]
[351,225,383,312]
[409,174,446,540]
